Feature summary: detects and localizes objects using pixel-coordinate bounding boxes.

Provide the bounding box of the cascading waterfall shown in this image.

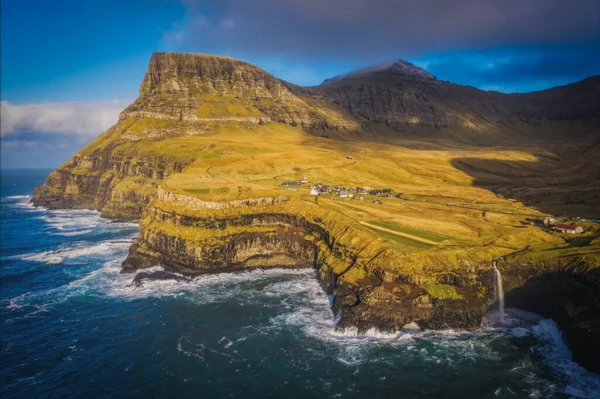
[492,261,505,323]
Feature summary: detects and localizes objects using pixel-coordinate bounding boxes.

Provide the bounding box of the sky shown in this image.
[1,0,599,168]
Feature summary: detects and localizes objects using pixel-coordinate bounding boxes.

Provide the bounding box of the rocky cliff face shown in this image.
[122,190,497,333]
[123,52,359,133]
[120,189,600,372]
[121,188,599,375]
[501,259,600,373]
[32,151,190,219]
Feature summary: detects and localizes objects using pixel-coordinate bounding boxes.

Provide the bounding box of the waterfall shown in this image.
[492,261,505,323]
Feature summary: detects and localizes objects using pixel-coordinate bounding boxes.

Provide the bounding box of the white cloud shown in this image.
[0,140,41,149]
[0,100,130,138]
[221,18,235,29]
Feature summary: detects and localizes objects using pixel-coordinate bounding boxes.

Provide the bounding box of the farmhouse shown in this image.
[339,190,349,198]
[281,181,299,187]
[553,224,584,234]
[309,189,319,196]
[298,177,309,184]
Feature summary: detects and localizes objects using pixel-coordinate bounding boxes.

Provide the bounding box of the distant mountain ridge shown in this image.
[308,57,600,142]
[321,59,437,85]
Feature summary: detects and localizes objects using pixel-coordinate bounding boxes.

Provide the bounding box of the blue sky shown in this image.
[2,0,599,168]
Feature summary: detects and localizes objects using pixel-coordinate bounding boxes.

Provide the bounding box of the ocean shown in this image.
[1,169,599,399]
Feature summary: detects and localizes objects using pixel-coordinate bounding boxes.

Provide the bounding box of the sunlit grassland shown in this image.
[77,119,599,276]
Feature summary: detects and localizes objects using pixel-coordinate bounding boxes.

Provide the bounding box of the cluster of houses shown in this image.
[280,177,397,204]
[541,217,584,234]
[281,176,309,188]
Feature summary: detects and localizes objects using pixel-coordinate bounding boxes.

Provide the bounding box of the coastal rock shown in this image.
[126,270,190,288]
[501,259,600,373]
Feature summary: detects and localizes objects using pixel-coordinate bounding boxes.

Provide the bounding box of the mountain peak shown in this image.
[140,52,275,95]
[321,59,436,85]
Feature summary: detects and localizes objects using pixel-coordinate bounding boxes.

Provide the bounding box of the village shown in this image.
[282,177,590,235]
[281,176,399,204]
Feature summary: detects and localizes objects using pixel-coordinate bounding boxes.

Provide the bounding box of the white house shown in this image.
[554,224,584,234]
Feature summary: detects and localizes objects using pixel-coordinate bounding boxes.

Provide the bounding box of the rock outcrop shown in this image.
[501,259,600,373]
[32,151,190,219]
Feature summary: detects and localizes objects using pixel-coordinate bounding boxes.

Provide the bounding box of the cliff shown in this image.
[32,52,600,372]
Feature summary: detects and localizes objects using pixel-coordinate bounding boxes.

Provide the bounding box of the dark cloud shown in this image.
[420,46,600,92]
[166,0,600,59]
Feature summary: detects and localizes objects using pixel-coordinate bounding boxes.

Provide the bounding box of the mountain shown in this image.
[131,52,358,132]
[321,59,437,84]
[32,52,600,373]
[310,60,600,143]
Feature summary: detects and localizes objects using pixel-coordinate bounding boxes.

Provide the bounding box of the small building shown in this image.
[298,177,309,184]
[356,188,367,194]
[373,200,383,205]
[309,189,319,196]
[542,217,556,226]
[339,190,349,198]
[281,181,299,187]
[554,224,584,234]
[347,156,353,159]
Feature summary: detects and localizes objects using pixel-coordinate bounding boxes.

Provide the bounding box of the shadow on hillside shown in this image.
[450,153,600,218]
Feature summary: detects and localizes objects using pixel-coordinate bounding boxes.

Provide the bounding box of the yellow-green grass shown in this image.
[112,176,158,196]
[360,221,441,246]
[369,220,458,243]
[66,118,599,282]
[149,122,583,249]
[423,284,463,300]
